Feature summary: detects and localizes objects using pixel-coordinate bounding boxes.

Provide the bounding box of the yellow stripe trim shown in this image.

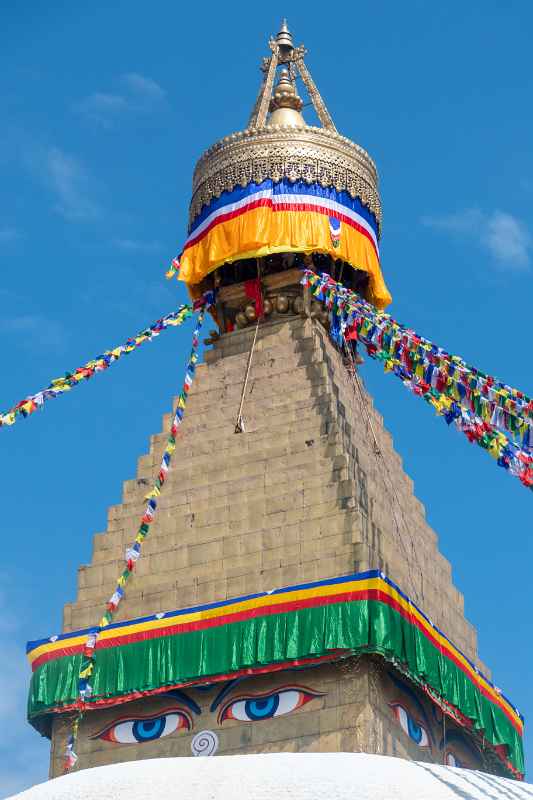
[27,577,520,727]
[179,207,392,309]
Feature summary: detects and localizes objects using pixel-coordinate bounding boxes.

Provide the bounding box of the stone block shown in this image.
[52,316,490,777]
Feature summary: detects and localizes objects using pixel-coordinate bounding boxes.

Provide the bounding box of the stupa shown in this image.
[25,21,524,782]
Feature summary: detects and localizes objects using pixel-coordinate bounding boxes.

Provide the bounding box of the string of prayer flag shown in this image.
[1,293,213,430]
[302,270,532,491]
[64,310,205,772]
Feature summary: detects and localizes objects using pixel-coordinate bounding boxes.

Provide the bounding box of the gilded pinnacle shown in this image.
[275,18,294,54]
[268,67,305,127]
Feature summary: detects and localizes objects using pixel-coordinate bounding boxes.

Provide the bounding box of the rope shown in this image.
[343,341,424,605]
[303,270,533,491]
[0,295,213,430]
[63,311,205,773]
[235,319,260,434]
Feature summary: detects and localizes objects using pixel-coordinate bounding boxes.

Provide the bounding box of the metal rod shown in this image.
[235,319,260,433]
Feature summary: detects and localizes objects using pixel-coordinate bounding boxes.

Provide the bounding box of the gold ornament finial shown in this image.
[192,25,382,241]
[268,68,305,127]
[276,19,294,55]
[248,21,337,132]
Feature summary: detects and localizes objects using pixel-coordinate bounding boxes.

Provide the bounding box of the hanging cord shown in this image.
[347,348,382,458]
[0,302,199,430]
[235,318,260,433]
[443,710,447,765]
[63,711,82,773]
[235,259,263,434]
[343,341,424,605]
[63,311,206,773]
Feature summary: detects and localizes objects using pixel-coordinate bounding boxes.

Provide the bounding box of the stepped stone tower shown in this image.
[28,21,522,783]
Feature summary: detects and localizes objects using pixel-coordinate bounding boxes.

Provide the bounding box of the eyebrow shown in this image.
[387,672,434,743]
[210,679,242,712]
[165,689,202,715]
[440,730,480,760]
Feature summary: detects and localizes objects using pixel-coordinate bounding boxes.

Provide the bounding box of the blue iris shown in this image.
[244,694,279,720]
[407,716,423,744]
[132,716,166,742]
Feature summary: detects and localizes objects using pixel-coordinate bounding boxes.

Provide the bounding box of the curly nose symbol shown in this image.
[191,730,219,757]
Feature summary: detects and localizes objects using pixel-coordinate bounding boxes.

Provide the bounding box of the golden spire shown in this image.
[247,20,337,132]
[268,68,305,127]
[190,22,382,236]
[275,18,294,58]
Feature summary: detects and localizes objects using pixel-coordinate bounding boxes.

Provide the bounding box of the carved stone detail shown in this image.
[189,126,381,232]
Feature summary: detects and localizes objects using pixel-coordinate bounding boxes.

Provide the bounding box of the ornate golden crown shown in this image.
[188,21,382,233]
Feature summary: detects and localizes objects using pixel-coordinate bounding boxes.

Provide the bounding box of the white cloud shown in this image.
[75,73,166,127]
[6,133,100,222]
[73,92,128,128]
[421,208,484,235]
[121,72,166,101]
[421,208,531,270]
[485,211,530,267]
[0,227,21,242]
[41,147,100,221]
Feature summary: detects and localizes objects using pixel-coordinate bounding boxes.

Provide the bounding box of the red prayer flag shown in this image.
[244,278,264,318]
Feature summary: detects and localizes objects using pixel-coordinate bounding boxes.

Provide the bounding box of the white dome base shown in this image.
[8,753,533,800]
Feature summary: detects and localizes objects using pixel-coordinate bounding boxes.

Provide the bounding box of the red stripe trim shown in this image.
[184,198,273,250]
[38,652,344,716]
[35,647,524,781]
[32,644,83,670]
[274,201,378,256]
[182,198,379,259]
[380,590,521,732]
[30,590,358,670]
[30,588,520,733]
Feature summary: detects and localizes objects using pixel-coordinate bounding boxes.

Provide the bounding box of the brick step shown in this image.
[203,318,313,362]
[155,407,421,527]
[143,422,340,481]
[86,503,448,607]
[202,341,320,385]
[70,551,475,659]
[93,506,360,564]
[163,376,404,497]
[159,394,336,448]
[77,534,362,602]
[97,459,352,553]
[109,448,432,570]
[93,481,359,571]
[101,500,359,571]
[188,347,325,390]
[109,446,347,528]
[115,458,350,528]
[74,546,362,612]
[167,366,333,427]
[96,512,444,604]
[65,549,352,632]
[117,434,345,508]
[116,466,351,530]
[166,378,335,422]
[61,316,487,673]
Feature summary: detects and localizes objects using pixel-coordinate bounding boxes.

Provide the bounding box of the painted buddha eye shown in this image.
[219,687,320,723]
[390,704,430,747]
[445,752,462,768]
[95,709,191,744]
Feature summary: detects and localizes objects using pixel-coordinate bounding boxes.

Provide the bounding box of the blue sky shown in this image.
[1,1,532,795]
